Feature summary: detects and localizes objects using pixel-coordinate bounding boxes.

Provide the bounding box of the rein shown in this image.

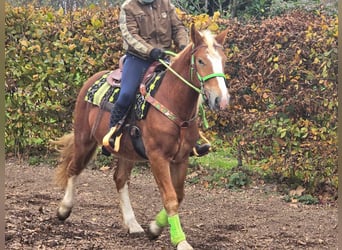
[158,54,201,94]
[161,46,227,96]
[143,47,227,127]
[161,47,226,129]
[140,47,226,158]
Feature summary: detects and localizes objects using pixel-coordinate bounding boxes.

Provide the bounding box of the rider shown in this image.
[102,0,210,157]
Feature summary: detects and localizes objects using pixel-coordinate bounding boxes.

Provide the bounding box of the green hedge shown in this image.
[5,4,123,156]
[217,11,337,195]
[5,5,337,196]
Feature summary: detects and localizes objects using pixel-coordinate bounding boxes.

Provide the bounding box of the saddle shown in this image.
[106,55,164,89]
[97,58,166,116]
[106,55,126,87]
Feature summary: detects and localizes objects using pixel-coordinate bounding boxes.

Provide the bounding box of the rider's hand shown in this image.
[179,45,186,51]
[149,48,166,60]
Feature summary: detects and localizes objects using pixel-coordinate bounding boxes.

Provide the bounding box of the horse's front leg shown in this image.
[148,156,193,250]
[114,157,144,235]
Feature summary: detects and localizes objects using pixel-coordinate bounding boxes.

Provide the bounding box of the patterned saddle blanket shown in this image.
[84,70,165,120]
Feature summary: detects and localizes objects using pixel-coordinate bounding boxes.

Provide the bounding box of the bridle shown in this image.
[159,45,227,99]
[189,44,227,89]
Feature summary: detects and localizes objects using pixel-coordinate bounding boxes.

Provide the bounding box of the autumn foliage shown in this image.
[217,11,337,196]
[5,5,337,196]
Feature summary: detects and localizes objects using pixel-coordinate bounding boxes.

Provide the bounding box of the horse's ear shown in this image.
[215,28,229,46]
[190,23,204,46]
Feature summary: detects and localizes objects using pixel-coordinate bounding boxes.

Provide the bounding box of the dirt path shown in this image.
[5,159,337,249]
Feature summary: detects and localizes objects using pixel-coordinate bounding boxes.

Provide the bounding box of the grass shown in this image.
[187,142,256,189]
[187,136,280,189]
[189,136,239,170]
[189,150,238,170]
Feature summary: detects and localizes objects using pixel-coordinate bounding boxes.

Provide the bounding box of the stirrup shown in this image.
[191,143,211,157]
[102,126,118,148]
[191,131,211,157]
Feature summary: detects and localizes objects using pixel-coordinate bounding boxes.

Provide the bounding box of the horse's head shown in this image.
[190,24,230,111]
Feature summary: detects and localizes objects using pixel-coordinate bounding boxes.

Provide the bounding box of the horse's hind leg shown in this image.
[57,175,77,220]
[114,158,144,234]
[56,134,97,221]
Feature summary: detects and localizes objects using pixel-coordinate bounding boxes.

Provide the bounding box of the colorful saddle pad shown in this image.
[85,70,164,119]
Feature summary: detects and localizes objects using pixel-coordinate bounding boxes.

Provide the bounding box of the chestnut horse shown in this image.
[53,25,229,250]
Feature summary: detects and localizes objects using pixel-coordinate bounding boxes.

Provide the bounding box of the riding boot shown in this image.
[190,143,211,157]
[102,104,127,155]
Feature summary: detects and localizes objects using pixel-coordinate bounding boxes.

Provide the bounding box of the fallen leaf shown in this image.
[289,185,305,196]
[100,166,110,171]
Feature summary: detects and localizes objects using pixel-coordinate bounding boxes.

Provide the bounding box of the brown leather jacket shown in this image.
[119,0,189,59]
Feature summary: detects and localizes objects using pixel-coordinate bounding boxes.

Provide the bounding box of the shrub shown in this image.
[215,11,337,196]
[5,4,122,156]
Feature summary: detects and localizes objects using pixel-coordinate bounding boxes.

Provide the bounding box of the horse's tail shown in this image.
[50,133,75,189]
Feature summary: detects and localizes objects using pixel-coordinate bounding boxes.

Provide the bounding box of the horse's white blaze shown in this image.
[201,30,230,109]
[119,182,144,234]
[58,176,76,216]
[207,52,230,107]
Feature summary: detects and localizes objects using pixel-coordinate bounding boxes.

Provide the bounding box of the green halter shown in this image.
[189,45,226,84]
[196,71,226,83]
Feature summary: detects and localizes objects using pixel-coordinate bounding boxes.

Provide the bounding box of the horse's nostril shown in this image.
[215,97,220,109]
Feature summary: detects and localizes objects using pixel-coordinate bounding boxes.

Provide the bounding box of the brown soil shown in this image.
[5,158,337,250]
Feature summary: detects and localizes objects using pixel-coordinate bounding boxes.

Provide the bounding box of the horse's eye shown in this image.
[197,58,205,66]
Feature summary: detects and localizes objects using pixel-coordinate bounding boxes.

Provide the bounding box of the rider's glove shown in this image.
[149,48,166,60]
[179,45,186,51]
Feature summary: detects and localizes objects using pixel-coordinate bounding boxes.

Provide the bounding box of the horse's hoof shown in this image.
[128,227,145,237]
[147,220,164,240]
[127,221,145,236]
[177,240,193,250]
[56,206,72,221]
